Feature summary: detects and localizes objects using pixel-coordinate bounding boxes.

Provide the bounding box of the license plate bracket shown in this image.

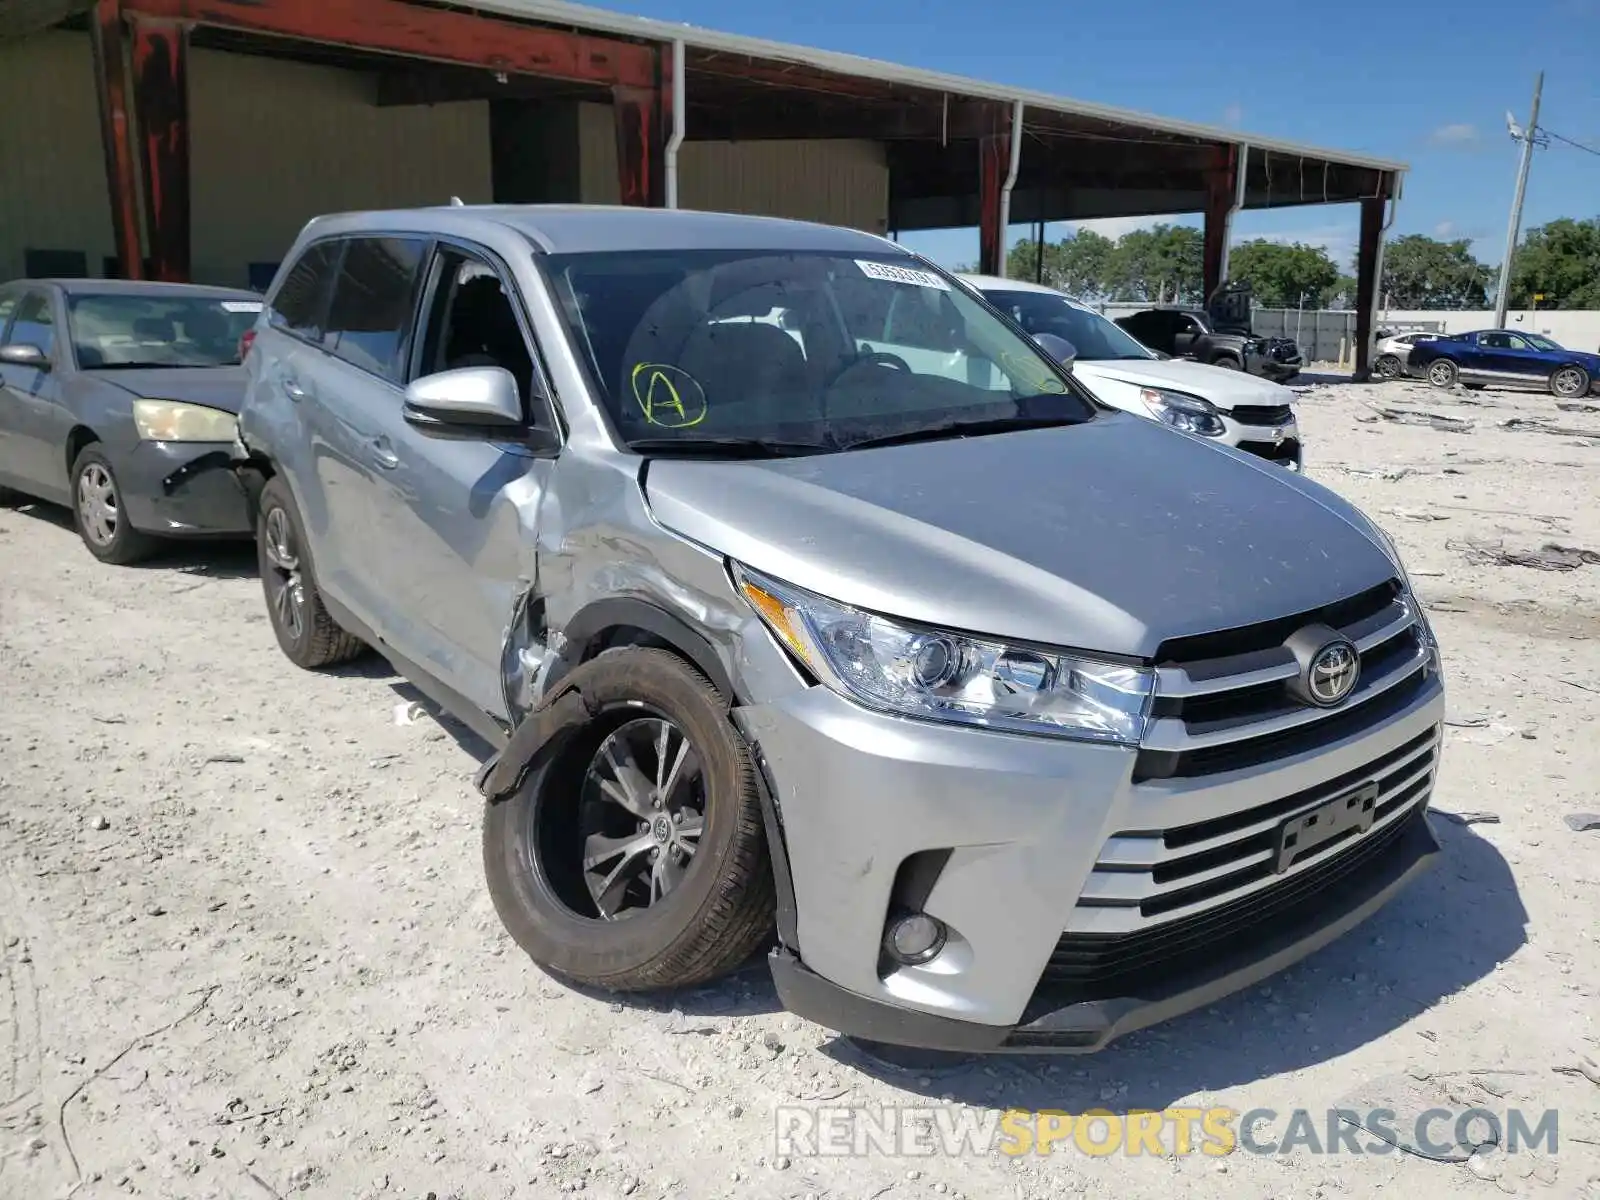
[1274,782,1380,873]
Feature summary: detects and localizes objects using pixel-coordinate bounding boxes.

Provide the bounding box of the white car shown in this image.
[960,274,1303,469]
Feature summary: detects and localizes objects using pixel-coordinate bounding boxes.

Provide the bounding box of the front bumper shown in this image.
[740,667,1443,1052]
[118,441,254,537]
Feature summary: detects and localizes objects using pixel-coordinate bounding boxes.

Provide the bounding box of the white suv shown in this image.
[961,275,1303,469]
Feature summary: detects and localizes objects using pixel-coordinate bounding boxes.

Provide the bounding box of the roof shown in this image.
[16,278,262,300]
[463,0,1407,175]
[304,204,904,255]
[959,273,1069,297]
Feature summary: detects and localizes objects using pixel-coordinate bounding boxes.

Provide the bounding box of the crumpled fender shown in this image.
[474,684,598,804]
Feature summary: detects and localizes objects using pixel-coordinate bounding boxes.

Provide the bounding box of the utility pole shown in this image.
[1494,72,1543,329]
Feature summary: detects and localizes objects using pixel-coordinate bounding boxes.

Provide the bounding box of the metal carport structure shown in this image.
[18,0,1406,377]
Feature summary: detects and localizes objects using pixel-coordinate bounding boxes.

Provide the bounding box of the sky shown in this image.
[617,0,1600,272]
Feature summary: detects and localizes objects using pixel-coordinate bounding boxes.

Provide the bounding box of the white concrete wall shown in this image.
[189,48,491,287]
[1380,310,1600,351]
[576,102,889,234]
[0,29,116,283]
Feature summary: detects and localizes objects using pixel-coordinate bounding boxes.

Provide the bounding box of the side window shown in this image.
[1479,332,1509,349]
[0,291,18,339]
[8,292,55,357]
[414,248,538,415]
[269,240,342,342]
[323,236,428,383]
[1178,314,1202,335]
[1504,334,1529,351]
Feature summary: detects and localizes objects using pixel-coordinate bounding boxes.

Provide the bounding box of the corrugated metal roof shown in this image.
[460,0,1408,174]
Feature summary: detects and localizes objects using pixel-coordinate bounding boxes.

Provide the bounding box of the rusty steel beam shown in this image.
[131,17,191,282]
[122,0,657,90]
[612,44,667,207]
[1201,143,1237,302]
[89,0,145,280]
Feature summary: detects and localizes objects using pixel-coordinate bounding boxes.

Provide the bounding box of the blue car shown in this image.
[1406,328,1600,399]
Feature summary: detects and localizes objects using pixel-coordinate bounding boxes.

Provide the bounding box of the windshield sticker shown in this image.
[630,363,707,428]
[855,260,951,291]
[221,301,263,313]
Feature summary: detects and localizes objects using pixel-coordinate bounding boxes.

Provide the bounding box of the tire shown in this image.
[1211,355,1242,371]
[484,646,775,991]
[1550,365,1591,399]
[70,445,160,565]
[1426,359,1458,388]
[1376,354,1402,379]
[256,475,365,669]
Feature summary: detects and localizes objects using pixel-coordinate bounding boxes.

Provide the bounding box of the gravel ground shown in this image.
[1,375,1598,1200]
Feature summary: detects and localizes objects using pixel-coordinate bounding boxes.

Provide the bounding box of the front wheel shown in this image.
[1427,359,1459,388]
[484,647,775,991]
[1211,356,1242,371]
[71,446,159,565]
[1551,365,1591,399]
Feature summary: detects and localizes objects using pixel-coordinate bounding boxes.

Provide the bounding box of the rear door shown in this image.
[370,238,562,720]
[298,234,431,642]
[0,288,69,497]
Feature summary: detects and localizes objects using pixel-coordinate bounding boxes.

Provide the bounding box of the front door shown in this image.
[0,289,69,498]
[1476,331,1544,387]
[369,241,560,723]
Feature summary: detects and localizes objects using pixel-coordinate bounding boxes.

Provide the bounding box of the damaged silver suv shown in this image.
[234,205,1445,1053]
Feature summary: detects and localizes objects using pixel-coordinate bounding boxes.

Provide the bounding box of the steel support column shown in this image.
[90,0,144,280]
[1202,143,1245,302]
[1352,190,1389,382]
[977,120,1009,276]
[130,17,190,282]
[613,45,668,207]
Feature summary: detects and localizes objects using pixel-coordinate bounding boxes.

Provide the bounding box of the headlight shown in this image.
[132,399,239,443]
[1367,522,1439,656]
[1139,387,1225,437]
[734,565,1154,745]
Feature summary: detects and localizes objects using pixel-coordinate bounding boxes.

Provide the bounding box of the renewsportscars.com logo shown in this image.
[773,1104,1561,1160]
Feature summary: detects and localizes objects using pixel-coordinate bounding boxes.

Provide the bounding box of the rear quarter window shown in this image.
[268,240,342,343]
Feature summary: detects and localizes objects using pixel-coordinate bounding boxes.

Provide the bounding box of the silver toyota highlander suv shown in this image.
[233,205,1445,1053]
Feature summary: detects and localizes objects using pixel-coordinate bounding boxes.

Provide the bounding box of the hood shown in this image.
[87,366,249,413]
[643,413,1398,659]
[1072,357,1297,411]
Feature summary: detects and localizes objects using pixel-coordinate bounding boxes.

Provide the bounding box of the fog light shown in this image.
[884,913,947,965]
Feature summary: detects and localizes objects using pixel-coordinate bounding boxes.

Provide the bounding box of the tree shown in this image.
[1003,230,1115,296]
[1106,224,1203,303]
[1507,217,1600,309]
[1224,240,1339,309]
[1378,235,1490,309]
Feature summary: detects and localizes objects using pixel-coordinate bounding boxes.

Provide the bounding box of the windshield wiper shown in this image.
[624,436,833,459]
[89,361,235,370]
[839,412,1084,452]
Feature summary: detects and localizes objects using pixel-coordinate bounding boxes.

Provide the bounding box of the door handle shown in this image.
[282,377,307,402]
[369,438,400,470]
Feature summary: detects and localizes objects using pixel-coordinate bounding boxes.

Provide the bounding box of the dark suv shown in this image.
[1116,306,1303,382]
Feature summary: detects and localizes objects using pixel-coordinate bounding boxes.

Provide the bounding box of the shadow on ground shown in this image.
[4,498,258,578]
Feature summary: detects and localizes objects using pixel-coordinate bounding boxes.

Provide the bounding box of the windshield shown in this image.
[979,289,1156,361]
[67,293,262,368]
[542,249,1095,453]
[1524,334,1562,352]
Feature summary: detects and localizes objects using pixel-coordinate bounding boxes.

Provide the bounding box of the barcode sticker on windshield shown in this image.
[855,260,950,290]
[221,301,263,313]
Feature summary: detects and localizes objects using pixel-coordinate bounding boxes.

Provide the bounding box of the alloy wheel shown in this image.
[577,717,705,919]
[1553,368,1586,398]
[76,462,120,547]
[262,506,307,643]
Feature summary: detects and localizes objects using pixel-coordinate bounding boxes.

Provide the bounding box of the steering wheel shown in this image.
[824,350,912,389]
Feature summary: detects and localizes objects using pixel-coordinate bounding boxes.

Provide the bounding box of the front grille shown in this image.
[1229,404,1294,426]
[1038,801,1428,998]
[1135,579,1433,779]
[1236,438,1302,466]
[1069,726,1437,934]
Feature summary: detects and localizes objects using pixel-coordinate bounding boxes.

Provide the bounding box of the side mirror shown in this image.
[0,343,50,369]
[402,366,546,445]
[1033,333,1077,371]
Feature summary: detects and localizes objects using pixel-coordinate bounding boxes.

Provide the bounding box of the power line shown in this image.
[1540,126,1600,158]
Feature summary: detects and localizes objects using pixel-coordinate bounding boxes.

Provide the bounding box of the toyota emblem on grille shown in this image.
[1283,624,1361,708]
[1307,640,1360,705]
